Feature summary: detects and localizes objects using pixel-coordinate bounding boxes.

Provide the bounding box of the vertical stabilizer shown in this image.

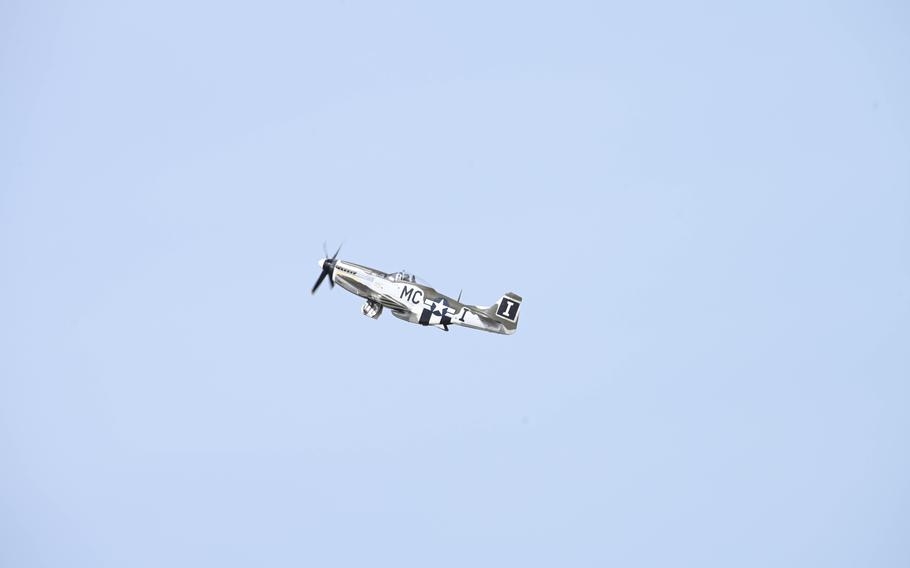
[486,292,521,333]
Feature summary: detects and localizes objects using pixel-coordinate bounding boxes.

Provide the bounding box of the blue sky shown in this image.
[2,1,909,566]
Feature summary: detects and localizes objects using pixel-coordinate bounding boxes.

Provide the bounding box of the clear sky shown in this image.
[2,1,909,566]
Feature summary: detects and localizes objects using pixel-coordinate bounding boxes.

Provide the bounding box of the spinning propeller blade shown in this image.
[311,271,328,294]
[312,242,342,294]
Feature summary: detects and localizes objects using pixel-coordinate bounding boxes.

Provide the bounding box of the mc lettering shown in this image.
[400,286,423,304]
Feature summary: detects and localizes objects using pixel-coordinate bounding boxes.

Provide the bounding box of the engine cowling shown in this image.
[361,299,383,319]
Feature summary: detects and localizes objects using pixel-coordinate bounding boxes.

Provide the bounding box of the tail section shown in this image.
[487,292,522,334]
[462,292,522,335]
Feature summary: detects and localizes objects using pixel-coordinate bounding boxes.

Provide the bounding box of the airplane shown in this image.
[312,244,521,335]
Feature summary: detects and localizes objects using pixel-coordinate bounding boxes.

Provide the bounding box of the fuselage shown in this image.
[326,259,515,334]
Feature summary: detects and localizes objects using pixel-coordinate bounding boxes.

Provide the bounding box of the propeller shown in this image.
[312,242,341,294]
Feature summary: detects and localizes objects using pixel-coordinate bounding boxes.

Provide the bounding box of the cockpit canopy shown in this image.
[389,271,415,283]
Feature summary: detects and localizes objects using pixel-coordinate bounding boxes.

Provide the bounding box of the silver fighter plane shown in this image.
[312,245,521,334]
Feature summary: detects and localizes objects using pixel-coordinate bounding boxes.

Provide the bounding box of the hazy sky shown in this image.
[2,1,909,566]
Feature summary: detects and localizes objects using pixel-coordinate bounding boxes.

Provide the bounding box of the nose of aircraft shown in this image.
[317,258,325,270]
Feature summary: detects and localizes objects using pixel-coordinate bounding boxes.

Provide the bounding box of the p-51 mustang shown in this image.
[312,245,521,335]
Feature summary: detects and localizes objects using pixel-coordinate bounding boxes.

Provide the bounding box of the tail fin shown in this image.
[488,292,522,333]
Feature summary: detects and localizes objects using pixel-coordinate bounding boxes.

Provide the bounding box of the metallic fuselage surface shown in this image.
[321,259,521,335]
